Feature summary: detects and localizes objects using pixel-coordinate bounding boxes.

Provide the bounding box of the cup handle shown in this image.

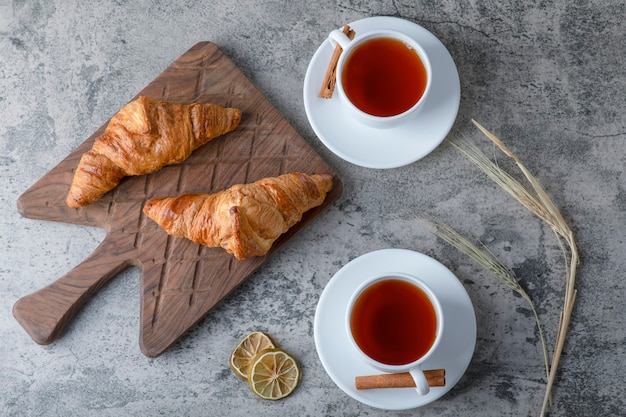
[409,367,430,396]
[328,29,352,50]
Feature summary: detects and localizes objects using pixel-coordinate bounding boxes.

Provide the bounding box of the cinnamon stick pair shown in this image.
[318,25,355,99]
[355,369,445,390]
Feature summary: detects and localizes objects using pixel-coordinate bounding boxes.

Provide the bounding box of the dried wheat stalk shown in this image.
[442,120,578,416]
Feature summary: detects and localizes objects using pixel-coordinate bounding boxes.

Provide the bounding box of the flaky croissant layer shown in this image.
[66,96,242,208]
[143,172,334,260]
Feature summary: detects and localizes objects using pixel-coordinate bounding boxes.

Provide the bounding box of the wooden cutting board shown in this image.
[13,42,342,357]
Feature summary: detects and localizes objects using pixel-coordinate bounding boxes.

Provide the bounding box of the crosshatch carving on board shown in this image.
[13,42,342,357]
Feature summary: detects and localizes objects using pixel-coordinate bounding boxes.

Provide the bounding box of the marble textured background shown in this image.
[1,1,625,416]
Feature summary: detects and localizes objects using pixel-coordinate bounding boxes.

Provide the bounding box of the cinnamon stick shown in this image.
[318,24,355,99]
[355,369,445,390]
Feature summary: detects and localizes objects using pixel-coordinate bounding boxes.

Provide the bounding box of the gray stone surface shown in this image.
[1,1,625,416]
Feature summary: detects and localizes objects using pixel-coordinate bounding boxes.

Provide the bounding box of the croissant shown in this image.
[143,172,334,260]
[66,96,242,208]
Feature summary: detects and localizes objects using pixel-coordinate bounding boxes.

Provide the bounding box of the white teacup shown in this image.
[328,28,432,129]
[346,272,444,395]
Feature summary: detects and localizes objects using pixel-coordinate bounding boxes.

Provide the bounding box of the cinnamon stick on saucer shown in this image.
[318,24,356,99]
[355,369,446,390]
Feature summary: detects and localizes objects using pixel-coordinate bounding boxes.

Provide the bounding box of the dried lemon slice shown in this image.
[230,331,276,380]
[248,348,300,400]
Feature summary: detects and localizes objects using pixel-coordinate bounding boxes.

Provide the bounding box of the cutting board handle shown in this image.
[13,236,132,345]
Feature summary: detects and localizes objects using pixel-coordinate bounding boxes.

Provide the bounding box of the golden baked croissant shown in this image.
[66,96,242,208]
[142,172,334,260]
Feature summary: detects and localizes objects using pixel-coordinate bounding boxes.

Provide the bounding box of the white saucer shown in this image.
[314,248,476,410]
[303,16,461,169]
